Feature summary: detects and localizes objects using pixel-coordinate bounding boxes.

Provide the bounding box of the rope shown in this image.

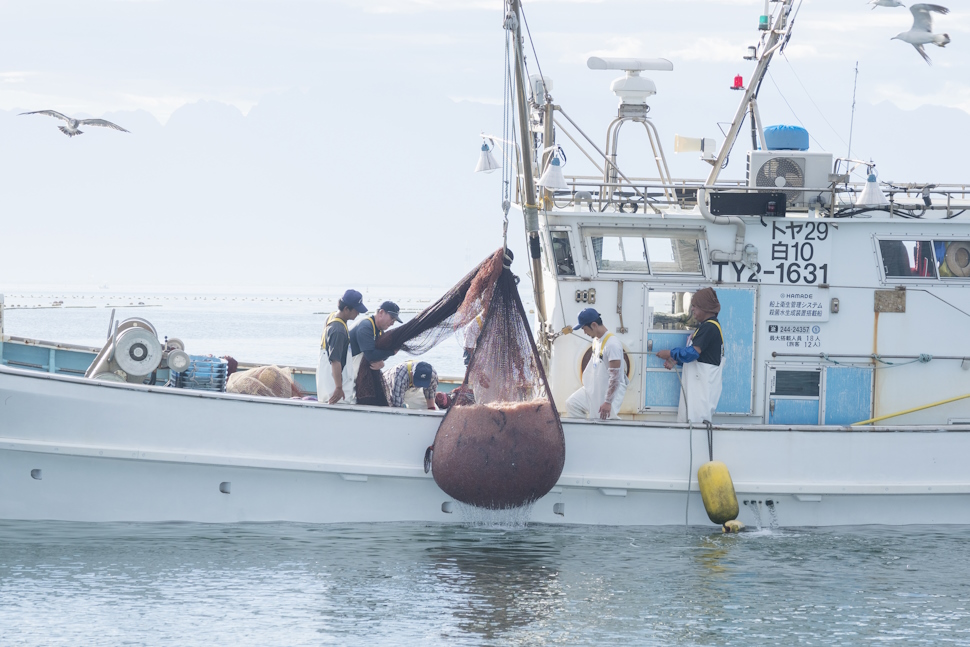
[872,353,933,367]
[519,2,547,101]
[822,353,933,368]
[675,365,693,527]
[706,420,713,463]
[501,15,514,253]
[685,419,693,528]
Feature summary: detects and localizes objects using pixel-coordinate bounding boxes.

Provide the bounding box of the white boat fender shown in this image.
[722,519,745,533]
[697,460,740,525]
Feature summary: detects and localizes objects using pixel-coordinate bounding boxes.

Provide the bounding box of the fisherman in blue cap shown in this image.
[565,308,628,420]
[383,360,439,409]
[350,300,402,368]
[317,289,367,404]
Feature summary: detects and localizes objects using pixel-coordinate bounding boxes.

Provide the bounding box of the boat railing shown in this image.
[537,175,970,218]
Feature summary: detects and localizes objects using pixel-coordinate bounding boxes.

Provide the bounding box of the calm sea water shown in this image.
[2,290,969,645]
[1,521,969,646]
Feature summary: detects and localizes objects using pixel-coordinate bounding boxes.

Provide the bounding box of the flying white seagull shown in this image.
[19,110,130,137]
[870,0,905,9]
[892,4,951,65]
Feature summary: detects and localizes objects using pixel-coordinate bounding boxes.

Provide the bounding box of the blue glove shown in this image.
[670,345,700,364]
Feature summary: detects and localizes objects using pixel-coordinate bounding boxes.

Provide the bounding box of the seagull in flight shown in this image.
[892,4,951,65]
[19,110,130,137]
[870,0,905,8]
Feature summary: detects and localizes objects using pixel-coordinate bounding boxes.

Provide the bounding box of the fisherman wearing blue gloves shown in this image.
[656,287,724,423]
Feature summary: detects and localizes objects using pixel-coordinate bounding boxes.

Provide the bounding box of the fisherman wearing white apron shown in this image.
[384,360,438,409]
[565,308,628,420]
[656,287,724,423]
[316,289,367,404]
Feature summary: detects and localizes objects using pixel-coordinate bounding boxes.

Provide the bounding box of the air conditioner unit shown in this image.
[747,150,833,209]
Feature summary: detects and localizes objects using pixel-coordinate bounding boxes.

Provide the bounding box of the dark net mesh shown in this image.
[354,249,504,406]
[351,248,565,509]
[381,249,504,355]
[430,262,565,510]
[353,363,389,407]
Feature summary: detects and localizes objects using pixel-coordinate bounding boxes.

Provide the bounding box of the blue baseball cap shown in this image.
[573,308,601,331]
[341,289,367,313]
[412,361,433,389]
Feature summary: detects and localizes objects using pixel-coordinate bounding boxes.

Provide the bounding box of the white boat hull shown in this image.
[2,365,969,527]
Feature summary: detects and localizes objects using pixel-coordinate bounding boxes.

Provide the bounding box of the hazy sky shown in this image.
[0,0,967,289]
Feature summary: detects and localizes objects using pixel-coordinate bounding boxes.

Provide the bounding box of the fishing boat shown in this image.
[3,0,970,527]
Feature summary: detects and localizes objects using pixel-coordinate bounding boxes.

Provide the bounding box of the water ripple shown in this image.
[1,522,969,646]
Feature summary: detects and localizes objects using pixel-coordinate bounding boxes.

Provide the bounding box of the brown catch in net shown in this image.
[352,248,565,509]
[357,249,566,510]
[431,263,564,509]
[431,400,562,508]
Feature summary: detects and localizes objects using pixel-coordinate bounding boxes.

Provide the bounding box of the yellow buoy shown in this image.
[697,460,739,525]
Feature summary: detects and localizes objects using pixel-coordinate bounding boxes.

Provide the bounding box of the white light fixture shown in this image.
[474,141,500,173]
[538,156,567,190]
[856,173,889,206]
[674,134,717,162]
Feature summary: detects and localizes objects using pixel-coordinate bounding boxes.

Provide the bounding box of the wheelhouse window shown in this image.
[879,239,937,278]
[549,230,576,276]
[879,239,970,279]
[587,229,705,276]
[593,236,649,273]
[646,237,703,274]
[938,241,970,278]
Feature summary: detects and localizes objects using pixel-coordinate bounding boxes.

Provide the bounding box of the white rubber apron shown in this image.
[403,387,429,409]
[677,360,723,423]
[316,348,356,404]
[573,350,628,420]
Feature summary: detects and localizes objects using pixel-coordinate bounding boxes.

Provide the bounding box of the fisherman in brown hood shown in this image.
[655,287,724,423]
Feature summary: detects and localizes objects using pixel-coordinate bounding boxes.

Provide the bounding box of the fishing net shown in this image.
[352,249,504,406]
[430,264,564,509]
[351,247,565,509]
[227,365,303,399]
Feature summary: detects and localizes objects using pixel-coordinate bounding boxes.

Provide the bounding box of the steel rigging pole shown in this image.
[507,0,549,348]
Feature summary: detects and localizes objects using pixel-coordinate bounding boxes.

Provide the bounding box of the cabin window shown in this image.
[878,239,937,278]
[879,239,970,280]
[646,238,703,274]
[549,230,576,276]
[936,241,970,278]
[593,236,650,273]
[588,229,705,276]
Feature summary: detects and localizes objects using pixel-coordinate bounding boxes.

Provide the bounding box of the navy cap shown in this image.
[573,307,601,331]
[380,300,403,323]
[341,289,367,313]
[412,361,433,389]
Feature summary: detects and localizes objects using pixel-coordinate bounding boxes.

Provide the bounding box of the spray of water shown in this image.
[454,501,535,529]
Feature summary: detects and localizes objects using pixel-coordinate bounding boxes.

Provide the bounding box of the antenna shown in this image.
[847,61,859,162]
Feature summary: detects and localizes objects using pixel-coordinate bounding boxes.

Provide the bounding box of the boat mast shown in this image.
[507,0,549,346]
[706,0,794,185]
